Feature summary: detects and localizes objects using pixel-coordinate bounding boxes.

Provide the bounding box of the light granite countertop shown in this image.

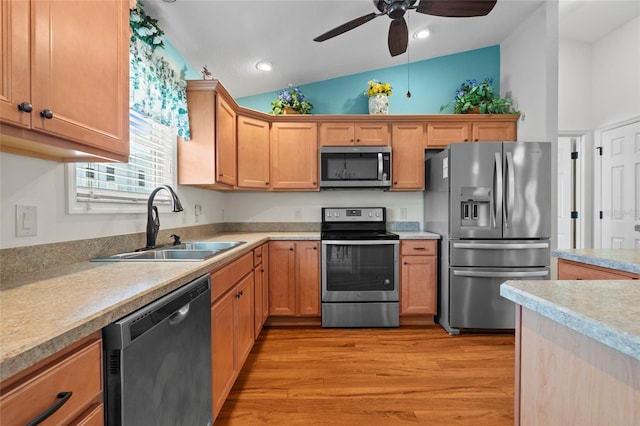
[0,230,439,382]
[500,280,640,361]
[552,249,640,274]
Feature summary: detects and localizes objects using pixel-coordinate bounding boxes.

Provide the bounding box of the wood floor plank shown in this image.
[216,326,515,425]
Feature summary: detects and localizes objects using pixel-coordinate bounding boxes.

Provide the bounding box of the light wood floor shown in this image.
[216,326,515,425]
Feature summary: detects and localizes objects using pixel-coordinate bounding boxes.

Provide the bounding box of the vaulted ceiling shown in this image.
[142,0,640,98]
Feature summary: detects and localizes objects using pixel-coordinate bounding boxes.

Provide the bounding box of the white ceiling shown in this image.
[142,0,640,98]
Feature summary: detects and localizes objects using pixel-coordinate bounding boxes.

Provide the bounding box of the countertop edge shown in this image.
[500,282,640,361]
[552,249,640,274]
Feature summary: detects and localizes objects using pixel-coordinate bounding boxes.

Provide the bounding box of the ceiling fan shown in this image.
[314,0,498,57]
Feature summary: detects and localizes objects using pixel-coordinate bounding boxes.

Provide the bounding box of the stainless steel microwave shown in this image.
[319,146,392,189]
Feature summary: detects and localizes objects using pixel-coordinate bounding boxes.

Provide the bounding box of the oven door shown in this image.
[321,240,399,302]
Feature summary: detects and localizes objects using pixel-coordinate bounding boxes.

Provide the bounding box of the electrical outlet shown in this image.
[294,208,302,220]
[400,207,407,219]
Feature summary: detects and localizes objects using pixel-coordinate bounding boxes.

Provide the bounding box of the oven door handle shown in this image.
[322,240,399,246]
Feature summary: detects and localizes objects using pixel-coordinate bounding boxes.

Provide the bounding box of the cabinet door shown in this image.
[237,115,270,189]
[354,122,390,146]
[235,274,255,368]
[216,95,237,186]
[471,121,516,141]
[297,241,320,316]
[268,241,297,316]
[391,122,425,190]
[0,0,30,128]
[31,0,129,156]
[253,267,263,338]
[270,122,318,190]
[426,122,470,148]
[211,289,237,418]
[319,122,355,146]
[400,255,437,315]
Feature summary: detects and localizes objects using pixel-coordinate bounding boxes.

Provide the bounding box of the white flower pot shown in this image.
[368,94,389,115]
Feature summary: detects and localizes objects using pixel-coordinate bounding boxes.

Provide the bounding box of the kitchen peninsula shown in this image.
[500,279,640,425]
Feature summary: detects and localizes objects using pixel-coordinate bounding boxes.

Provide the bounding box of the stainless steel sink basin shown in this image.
[178,241,245,251]
[92,241,245,262]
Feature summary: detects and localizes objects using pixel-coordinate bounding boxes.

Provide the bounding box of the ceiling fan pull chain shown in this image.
[406,11,412,98]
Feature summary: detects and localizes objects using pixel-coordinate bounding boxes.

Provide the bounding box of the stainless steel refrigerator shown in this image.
[424,142,551,335]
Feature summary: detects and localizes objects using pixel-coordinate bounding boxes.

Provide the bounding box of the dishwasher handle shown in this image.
[169,304,191,326]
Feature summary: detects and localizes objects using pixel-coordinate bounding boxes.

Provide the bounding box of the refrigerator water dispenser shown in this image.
[460,187,491,228]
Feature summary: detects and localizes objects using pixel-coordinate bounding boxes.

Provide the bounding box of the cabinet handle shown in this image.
[394,181,398,185]
[474,139,479,142]
[313,246,317,250]
[404,262,408,265]
[261,269,264,272]
[413,247,427,251]
[18,102,33,113]
[40,109,54,119]
[289,247,294,251]
[265,182,269,185]
[256,253,262,258]
[26,391,72,426]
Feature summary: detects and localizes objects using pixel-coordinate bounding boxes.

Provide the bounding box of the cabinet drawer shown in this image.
[211,252,254,301]
[0,338,102,426]
[401,240,437,256]
[73,403,104,426]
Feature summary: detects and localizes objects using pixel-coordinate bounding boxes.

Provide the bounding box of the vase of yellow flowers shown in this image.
[365,80,392,115]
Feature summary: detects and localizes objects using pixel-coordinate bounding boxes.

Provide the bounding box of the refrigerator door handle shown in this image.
[493,152,503,229]
[453,242,550,250]
[505,151,516,228]
[452,270,549,278]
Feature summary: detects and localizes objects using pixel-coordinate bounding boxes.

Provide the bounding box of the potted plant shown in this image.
[271,84,313,115]
[364,80,392,114]
[440,78,523,118]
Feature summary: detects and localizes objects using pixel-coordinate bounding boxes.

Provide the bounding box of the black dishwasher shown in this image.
[103,274,212,426]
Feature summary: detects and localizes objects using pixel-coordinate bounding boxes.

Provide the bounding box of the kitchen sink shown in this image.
[92,241,246,262]
[176,241,245,251]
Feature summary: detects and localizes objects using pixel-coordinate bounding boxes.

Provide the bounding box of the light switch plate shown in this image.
[16,205,37,237]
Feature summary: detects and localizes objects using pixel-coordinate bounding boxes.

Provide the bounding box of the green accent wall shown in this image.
[237,45,500,115]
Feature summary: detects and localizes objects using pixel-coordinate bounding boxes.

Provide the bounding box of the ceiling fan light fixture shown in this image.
[256,61,272,72]
[413,27,431,39]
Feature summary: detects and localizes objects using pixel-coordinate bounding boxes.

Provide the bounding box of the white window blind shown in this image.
[67,110,177,214]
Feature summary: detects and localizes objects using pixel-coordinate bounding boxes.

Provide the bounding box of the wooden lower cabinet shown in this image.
[400,240,438,324]
[0,332,103,426]
[268,241,320,320]
[253,243,269,337]
[557,258,638,280]
[210,252,255,419]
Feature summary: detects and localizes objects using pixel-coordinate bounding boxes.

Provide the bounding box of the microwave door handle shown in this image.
[378,153,383,180]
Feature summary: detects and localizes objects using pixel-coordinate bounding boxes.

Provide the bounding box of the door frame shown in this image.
[558,131,586,249]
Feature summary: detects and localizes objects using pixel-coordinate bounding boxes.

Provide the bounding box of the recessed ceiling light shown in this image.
[413,28,431,39]
[256,61,272,72]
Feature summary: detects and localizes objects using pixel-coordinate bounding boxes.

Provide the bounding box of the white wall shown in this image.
[558,39,592,131]
[591,15,640,128]
[0,152,224,248]
[223,191,424,225]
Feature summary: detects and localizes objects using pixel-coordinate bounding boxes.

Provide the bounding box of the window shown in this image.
[67,110,177,214]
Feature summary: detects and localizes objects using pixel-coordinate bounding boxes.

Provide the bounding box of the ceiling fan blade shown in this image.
[416,0,497,17]
[314,12,380,42]
[388,17,408,57]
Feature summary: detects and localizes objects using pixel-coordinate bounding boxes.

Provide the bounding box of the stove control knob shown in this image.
[334,212,339,218]
[376,212,380,217]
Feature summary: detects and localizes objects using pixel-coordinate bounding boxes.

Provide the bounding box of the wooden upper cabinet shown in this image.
[391,122,425,190]
[270,122,318,190]
[426,117,518,148]
[237,115,270,189]
[0,0,129,162]
[319,122,390,146]
[216,95,237,186]
[426,121,470,148]
[178,80,237,189]
[471,120,516,142]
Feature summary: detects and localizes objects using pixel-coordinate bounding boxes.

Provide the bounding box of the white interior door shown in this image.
[600,121,640,248]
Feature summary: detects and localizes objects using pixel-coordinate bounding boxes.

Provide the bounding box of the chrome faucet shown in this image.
[145,185,183,250]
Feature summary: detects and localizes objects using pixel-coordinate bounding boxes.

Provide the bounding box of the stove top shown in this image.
[321,207,398,240]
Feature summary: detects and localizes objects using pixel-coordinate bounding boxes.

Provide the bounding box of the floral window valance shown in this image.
[129,4,190,140]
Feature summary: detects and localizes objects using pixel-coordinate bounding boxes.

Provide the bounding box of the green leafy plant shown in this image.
[364,80,392,97]
[440,78,523,118]
[271,84,313,115]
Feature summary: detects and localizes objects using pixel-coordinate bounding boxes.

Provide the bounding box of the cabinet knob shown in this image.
[265,182,269,185]
[18,102,33,113]
[40,109,54,119]
[289,247,294,251]
[394,182,398,185]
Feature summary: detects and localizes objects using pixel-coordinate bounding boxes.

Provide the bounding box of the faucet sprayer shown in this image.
[145,185,183,250]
